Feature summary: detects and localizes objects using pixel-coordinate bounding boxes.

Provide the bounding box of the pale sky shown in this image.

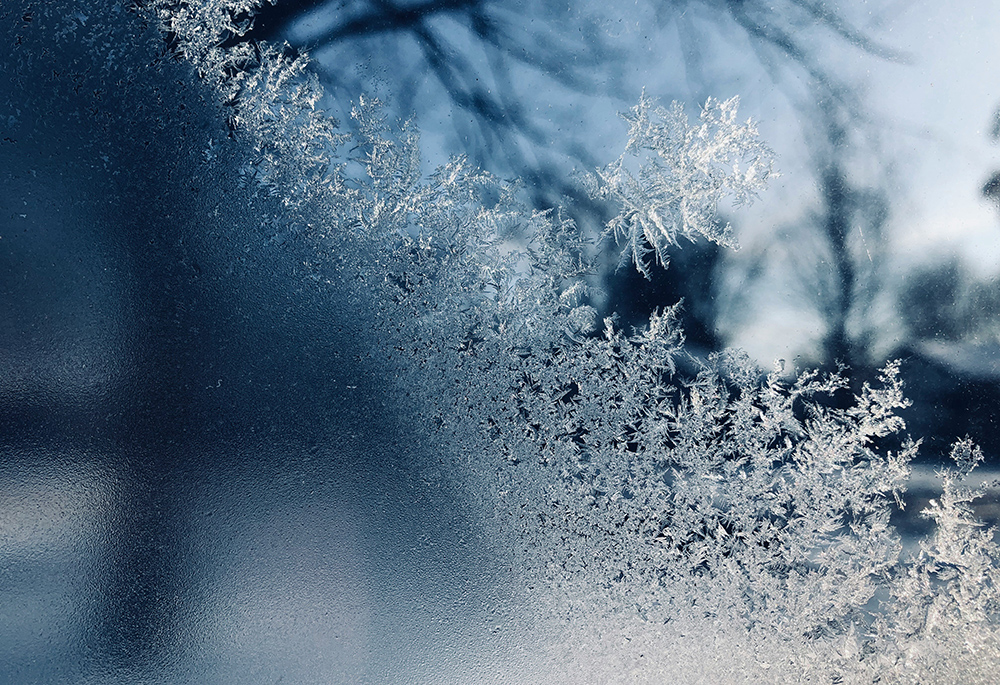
[865,0,1000,274]
[715,0,1000,363]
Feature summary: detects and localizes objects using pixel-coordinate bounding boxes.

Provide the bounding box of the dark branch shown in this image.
[305,0,481,45]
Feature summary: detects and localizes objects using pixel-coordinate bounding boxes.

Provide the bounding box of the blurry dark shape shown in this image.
[604,239,723,354]
[897,257,1000,344]
[893,258,1000,462]
[898,342,1000,463]
[983,104,1000,210]
[897,258,965,342]
[982,170,1000,206]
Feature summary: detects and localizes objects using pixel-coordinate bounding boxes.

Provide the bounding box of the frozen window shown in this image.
[2,1,999,682]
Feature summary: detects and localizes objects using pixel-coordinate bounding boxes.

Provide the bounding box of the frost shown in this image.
[134,3,1000,678]
[591,93,777,277]
[868,439,1000,684]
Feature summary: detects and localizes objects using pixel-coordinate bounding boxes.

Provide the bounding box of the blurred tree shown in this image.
[897,257,1000,345]
[217,0,621,214]
[223,1,900,203]
[710,122,895,373]
[645,2,903,370]
[982,105,1000,207]
[153,0,906,366]
[810,125,892,370]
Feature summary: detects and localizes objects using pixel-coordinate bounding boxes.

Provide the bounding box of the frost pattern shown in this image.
[871,439,1000,683]
[591,93,777,276]
[36,2,1000,680]
[336,98,999,682]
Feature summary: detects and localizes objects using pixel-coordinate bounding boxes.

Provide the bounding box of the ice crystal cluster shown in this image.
[591,93,775,276]
[4,1,999,682]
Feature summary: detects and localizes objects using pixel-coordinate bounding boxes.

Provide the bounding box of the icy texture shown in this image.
[591,94,776,276]
[3,1,999,682]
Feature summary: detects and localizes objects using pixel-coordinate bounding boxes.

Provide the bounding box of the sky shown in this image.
[862,0,1000,274]
[742,0,1000,363]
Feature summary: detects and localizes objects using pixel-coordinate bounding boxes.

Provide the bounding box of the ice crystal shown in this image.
[591,93,777,277]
